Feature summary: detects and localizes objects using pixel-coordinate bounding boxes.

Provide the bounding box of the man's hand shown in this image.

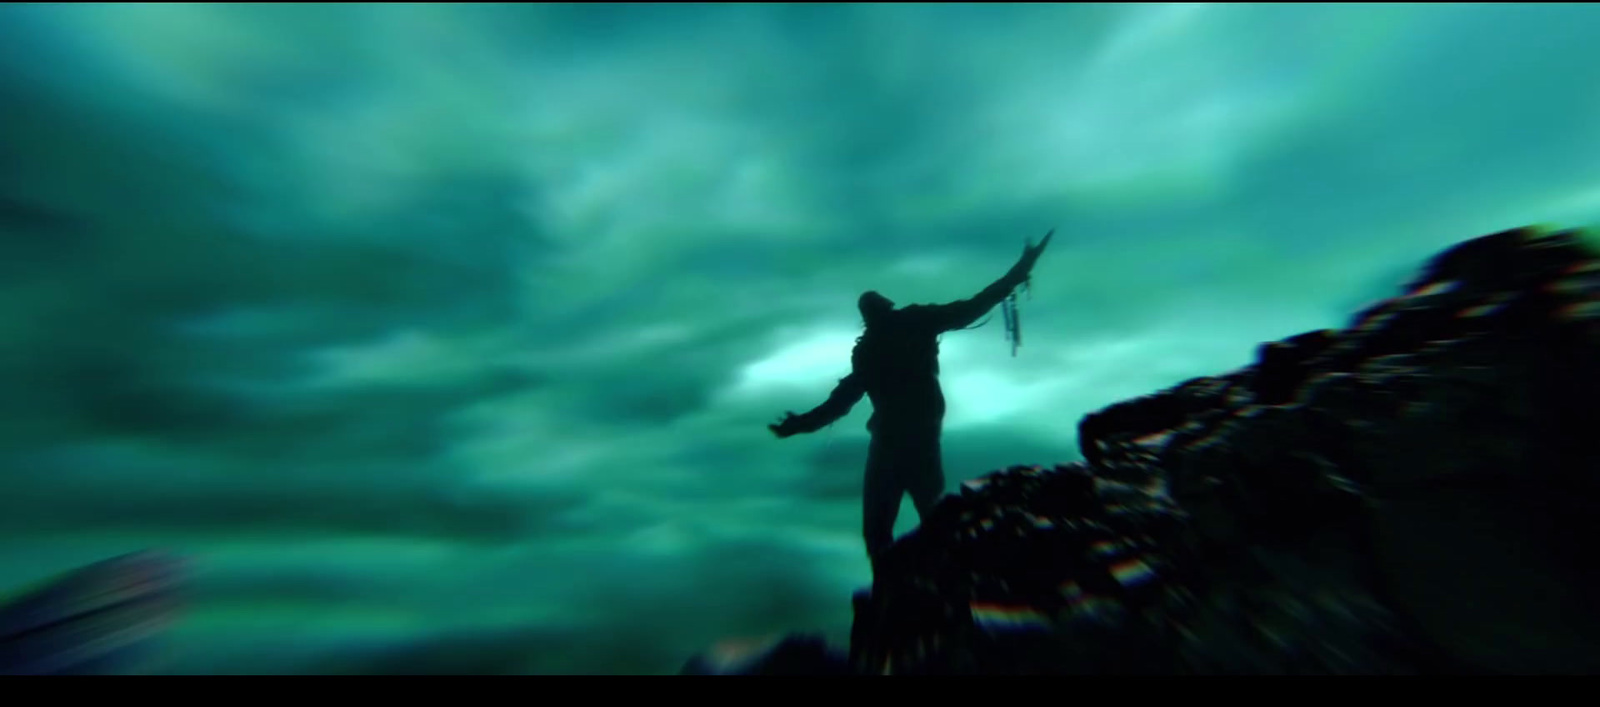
[1004,228,1054,286]
[1018,228,1053,273]
[769,412,800,438]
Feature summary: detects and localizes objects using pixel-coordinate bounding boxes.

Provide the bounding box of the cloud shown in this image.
[3,3,1599,674]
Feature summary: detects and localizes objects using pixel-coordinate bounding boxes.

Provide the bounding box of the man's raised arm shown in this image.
[908,230,1053,333]
[770,374,865,438]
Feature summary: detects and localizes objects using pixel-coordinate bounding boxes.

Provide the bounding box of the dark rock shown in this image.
[0,551,185,675]
[680,633,850,675]
[849,463,1199,674]
[1252,329,1336,405]
[845,225,1600,674]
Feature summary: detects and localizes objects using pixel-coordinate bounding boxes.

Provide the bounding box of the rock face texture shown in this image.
[681,634,850,675]
[685,226,1600,675]
[847,226,1600,675]
[0,551,185,675]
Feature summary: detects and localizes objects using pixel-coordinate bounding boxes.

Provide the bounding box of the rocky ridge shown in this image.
[687,226,1600,675]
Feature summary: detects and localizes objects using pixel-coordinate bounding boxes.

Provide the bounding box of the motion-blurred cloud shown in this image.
[2,3,1598,673]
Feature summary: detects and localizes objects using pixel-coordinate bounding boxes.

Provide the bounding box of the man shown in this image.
[769,232,1054,564]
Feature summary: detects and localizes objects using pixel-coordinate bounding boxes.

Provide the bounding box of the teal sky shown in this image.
[2,3,1598,674]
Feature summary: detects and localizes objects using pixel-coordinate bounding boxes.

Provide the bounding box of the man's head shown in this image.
[858,291,894,328]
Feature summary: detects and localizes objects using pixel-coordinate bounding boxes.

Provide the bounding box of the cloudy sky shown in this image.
[2,3,1598,674]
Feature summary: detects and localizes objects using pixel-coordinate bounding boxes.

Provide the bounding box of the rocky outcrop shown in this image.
[0,551,185,675]
[680,634,850,675]
[681,227,1600,674]
[841,226,1600,674]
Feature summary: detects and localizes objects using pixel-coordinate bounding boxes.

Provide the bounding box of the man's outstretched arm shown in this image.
[910,230,1053,333]
[770,374,865,438]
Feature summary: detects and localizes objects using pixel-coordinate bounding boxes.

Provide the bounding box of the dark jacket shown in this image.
[784,267,1028,437]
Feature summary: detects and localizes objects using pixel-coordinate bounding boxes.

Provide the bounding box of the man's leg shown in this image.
[862,434,902,562]
[906,431,946,523]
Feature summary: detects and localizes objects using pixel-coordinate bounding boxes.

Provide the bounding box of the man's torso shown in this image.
[852,314,946,431]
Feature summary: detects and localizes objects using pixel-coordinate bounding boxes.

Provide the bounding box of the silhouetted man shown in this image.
[769,232,1053,564]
